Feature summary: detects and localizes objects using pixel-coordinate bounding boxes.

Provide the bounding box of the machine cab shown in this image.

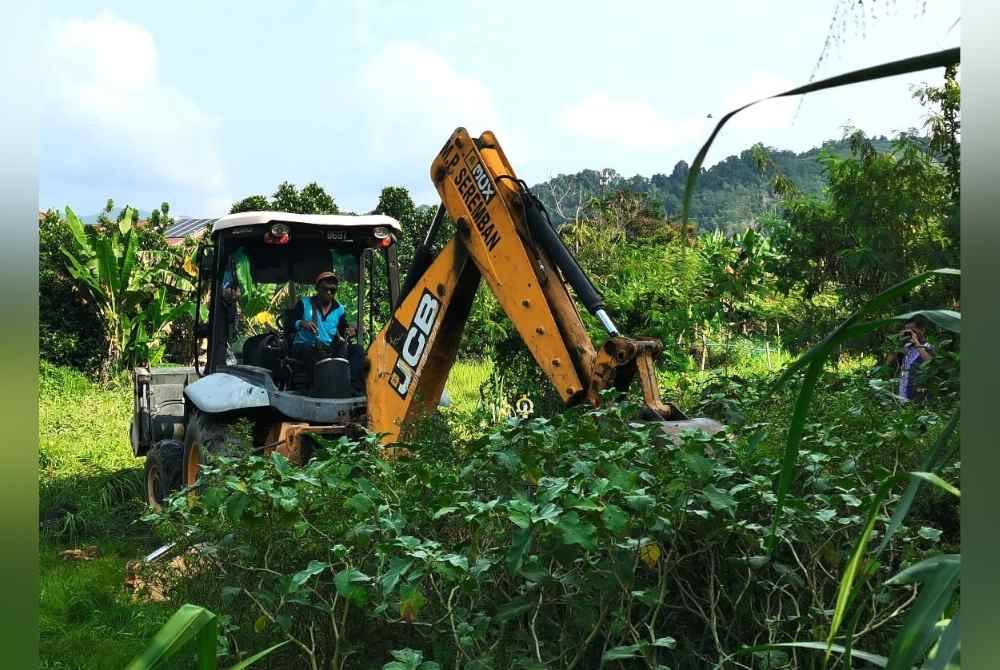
[197,211,401,398]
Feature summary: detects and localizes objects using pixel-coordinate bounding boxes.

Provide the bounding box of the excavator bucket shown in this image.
[587,337,724,442]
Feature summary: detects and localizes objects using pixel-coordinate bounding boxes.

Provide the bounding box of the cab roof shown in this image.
[212,211,402,233]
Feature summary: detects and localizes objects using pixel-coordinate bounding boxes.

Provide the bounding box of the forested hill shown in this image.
[531,135,895,234]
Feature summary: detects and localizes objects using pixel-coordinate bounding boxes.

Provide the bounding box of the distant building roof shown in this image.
[165,217,217,243]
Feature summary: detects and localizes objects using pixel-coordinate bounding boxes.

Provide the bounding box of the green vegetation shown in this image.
[39,64,960,669]
[531,135,895,235]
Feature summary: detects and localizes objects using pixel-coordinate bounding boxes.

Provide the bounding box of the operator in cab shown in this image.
[290,271,364,391]
[291,271,355,363]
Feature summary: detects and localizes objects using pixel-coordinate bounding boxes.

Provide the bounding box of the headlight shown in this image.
[373,226,390,239]
[270,223,290,237]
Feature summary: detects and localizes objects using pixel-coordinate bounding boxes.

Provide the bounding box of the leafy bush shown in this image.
[146,391,951,669]
[57,206,194,376]
[39,209,106,374]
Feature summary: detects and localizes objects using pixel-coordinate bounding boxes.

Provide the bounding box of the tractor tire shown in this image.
[182,412,244,489]
[145,439,183,510]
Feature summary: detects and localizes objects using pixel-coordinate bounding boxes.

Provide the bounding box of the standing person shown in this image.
[896,318,933,403]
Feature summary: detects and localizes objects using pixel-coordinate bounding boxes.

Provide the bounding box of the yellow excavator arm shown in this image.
[365,128,721,443]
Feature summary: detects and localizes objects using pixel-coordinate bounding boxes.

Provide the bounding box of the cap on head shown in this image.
[315,271,338,287]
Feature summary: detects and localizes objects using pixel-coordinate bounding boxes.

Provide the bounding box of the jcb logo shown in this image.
[389,291,440,398]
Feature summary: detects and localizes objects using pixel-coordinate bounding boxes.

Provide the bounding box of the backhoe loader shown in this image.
[130,128,721,508]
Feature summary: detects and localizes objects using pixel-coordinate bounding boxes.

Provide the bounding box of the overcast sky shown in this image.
[39,0,960,217]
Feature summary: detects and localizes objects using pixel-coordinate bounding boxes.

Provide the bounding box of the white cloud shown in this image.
[43,11,231,214]
[352,41,530,204]
[360,42,503,151]
[562,93,705,150]
[720,71,798,130]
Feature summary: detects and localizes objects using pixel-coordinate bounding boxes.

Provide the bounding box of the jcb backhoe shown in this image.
[130,128,721,508]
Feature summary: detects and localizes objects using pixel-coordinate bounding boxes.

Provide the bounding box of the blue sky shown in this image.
[39,0,960,217]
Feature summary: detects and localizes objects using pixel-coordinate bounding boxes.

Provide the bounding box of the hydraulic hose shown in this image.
[520,192,620,336]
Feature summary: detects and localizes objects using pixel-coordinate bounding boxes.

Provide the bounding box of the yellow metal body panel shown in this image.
[431,128,586,399]
[365,237,480,443]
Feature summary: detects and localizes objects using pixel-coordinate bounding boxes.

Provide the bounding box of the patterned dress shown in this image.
[898,342,932,402]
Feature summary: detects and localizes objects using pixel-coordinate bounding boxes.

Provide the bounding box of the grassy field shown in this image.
[38,359,496,668]
[39,347,957,667]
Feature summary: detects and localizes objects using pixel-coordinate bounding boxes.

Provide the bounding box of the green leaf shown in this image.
[534,502,563,523]
[124,603,219,670]
[602,644,642,661]
[702,484,737,512]
[814,509,837,523]
[507,499,534,529]
[347,493,375,515]
[918,527,943,542]
[380,557,413,595]
[886,554,960,586]
[601,504,628,534]
[678,449,713,478]
[289,560,328,593]
[495,597,534,623]
[432,506,457,519]
[221,586,241,606]
[506,526,532,573]
[118,206,134,235]
[557,511,597,550]
[334,568,370,606]
[271,452,292,477]
[624,493,656,514]
[224,492,250,522]
[63,206,93,256]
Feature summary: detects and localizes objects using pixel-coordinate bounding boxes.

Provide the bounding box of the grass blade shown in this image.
[885,555,961,670]
[924,614,960,670]
[824,474,904,656]
[742,641,888,667]
[910,472,960,498]
[680,48,960,230]
[895,309,961,334]
[125,603,218,670]
[225,640,290,670]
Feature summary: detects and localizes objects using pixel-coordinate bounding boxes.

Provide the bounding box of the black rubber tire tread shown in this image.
[145,440,183,509]
[182,412,245,488]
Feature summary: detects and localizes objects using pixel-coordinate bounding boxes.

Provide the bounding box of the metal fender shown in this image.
[183,373,270,414]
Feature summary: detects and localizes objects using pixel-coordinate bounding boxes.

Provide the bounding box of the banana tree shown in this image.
[59,206,194,375]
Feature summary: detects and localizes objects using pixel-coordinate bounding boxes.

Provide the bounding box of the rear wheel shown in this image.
[145,440,183,510]
[183,412,244,489]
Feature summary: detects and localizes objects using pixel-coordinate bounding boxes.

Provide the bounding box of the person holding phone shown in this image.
[896,318,933,402]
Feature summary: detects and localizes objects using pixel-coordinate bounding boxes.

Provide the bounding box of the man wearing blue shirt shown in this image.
[289,271,358,371]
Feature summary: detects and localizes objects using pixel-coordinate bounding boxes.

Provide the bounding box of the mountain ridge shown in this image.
[529,135,896,234]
